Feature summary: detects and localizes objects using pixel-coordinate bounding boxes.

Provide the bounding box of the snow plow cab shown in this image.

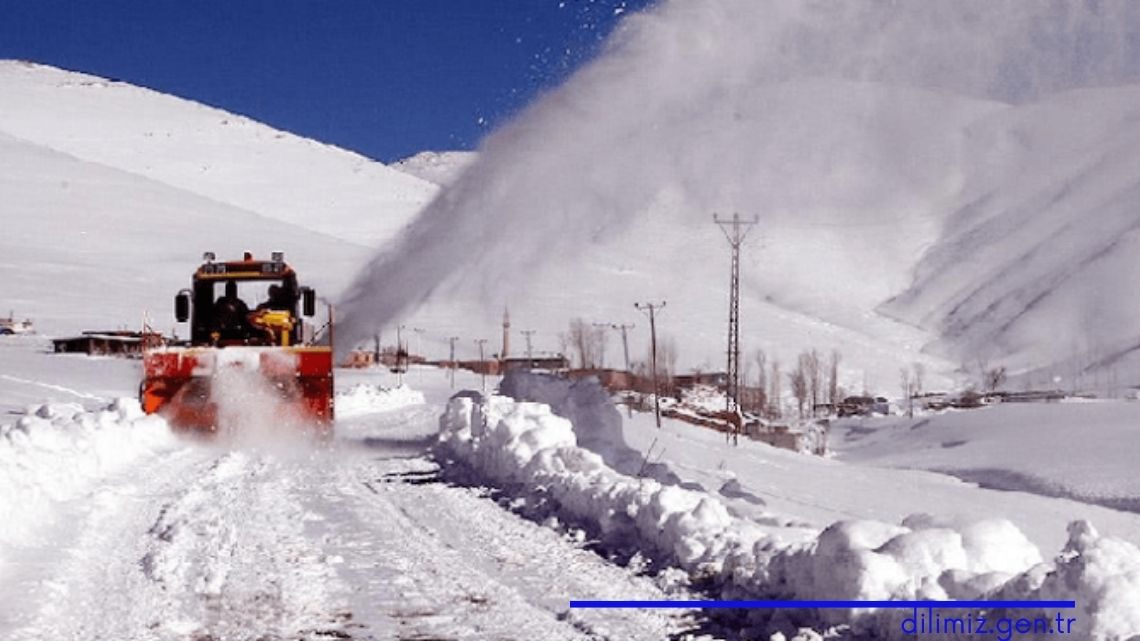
[140,251,334,433]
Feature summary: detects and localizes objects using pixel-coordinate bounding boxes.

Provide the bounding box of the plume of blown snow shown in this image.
[208,352,322,457]
[335,0,1140,353]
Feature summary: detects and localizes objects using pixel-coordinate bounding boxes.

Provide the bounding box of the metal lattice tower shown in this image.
[714,213,758,412]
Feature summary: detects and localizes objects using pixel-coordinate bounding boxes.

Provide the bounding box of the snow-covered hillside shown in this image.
[0,60,437,247]
[0,130,367,334]
[0,61,438,334]
[881,86,1140,385]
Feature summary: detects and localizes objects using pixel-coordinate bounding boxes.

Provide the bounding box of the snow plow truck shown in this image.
[140,251,334,433]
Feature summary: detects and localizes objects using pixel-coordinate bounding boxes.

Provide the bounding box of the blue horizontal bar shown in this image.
[570,600,1077,609]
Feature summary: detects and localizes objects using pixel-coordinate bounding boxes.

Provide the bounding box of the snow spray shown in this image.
[209,358,321,458]
[334,0,1140,355]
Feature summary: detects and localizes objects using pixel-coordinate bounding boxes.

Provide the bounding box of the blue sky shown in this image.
[1,0,653,162]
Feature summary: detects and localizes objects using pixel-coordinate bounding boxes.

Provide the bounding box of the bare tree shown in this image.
[749,349,768,414]
[804,349,822,415]
[754,349,768,396]
[900,367,914,418]
[558,331,571,362]
[566,318,607,369]
[912,362,925,397]
[768,359,782,419]
[789,360,808,419]
[655,334,678,395]
[986,366,1007,392]
[828,349,842,404]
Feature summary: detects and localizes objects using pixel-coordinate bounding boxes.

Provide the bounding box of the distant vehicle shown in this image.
[837,395,890,417]
[0,312,35,335]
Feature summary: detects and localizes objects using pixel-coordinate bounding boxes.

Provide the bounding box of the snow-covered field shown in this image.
[6,335,1140,638]
[833,402,1140,513]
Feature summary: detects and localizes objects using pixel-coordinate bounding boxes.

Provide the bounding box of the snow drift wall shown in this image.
[498,370,644,471]
[0,400,177,557]
[437,391,1140,639]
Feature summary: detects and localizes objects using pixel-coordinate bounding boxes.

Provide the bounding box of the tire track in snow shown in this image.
[5,446,352,641]
[291,451,691,641]
[139,449,351,640]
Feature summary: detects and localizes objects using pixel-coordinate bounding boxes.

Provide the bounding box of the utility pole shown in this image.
[521,330,536,365]
[448,336,459,388]
[611,323,635,418]
[635,301,666,428]
[610,323,635,373]
[714,212,758,415]
[395,324,406,386]
[474,338,488,392]
[412,327,425,382]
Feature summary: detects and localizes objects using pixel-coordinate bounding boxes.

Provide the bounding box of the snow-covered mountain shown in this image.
[0,61,437,334]
[337,0,1140,391]
[881,85,1140,387]
[392,151,478,187]
[0,61,437,247]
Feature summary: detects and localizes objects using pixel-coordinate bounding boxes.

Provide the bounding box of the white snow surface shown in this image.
[6,335,1140,638]
[335,382,427,418]
[833,402,1140,512]
[0,342,690,640]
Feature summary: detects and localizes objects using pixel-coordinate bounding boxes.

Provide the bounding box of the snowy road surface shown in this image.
[0,345,689,640]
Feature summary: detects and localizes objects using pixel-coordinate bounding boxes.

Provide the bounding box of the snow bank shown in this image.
[335,383,426,418]
[0,399,177,547]
[439,391,1140,639]
[499,370,644,474]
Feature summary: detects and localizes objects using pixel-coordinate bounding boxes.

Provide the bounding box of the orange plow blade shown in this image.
[141,346,334,434]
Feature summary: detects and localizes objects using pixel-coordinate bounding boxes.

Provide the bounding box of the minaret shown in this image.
[501,307,510,360]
